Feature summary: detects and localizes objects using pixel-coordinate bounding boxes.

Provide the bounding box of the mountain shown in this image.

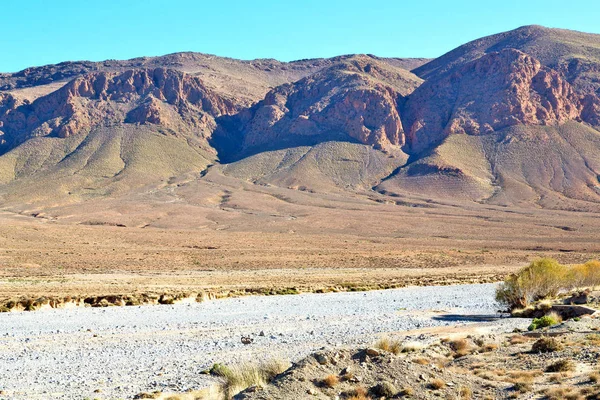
[413,25,600,95]
[0,26,600,219]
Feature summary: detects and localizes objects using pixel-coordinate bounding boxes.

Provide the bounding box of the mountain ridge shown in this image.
[1,25,600,217]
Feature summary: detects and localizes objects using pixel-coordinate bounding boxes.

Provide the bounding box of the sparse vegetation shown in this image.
[531,337,563,353]
[210,359,290,399]
[321,374,339,388]
[458,386,473,399]
[398,386,415,397]
[346,386,370,400]
[544,386,585,400]
[529,312,563,331]
[546,359,575,373]
[400,341,425,353]
[429,378,445,390]
[512,381,533,393]
[496,258,600,309]
[374,336,402,355]
[448,338,471,357]
[370,381,397,397]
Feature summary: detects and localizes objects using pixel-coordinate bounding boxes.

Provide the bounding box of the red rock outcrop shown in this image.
[403,49,584,153]
[241,58,421,152]
[0,68,236,151]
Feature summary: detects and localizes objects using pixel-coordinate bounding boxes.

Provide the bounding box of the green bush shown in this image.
[528,314,562,331]
[496,258,566,309]
[496,258,600,310]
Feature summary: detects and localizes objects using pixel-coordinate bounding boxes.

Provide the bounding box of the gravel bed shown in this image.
[0,283,527,399]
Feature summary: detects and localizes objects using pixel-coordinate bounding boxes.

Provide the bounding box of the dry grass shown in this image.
[429,379,445,390]
[512,381,533,393]
[346,386,370,400]
[321,374,339,388]
[509,334,532,345]
[531,337,563,353]
[459,386,473,399]
[213,359,290,399]
[506,369,542,384]
[546,359,576,373]
[449,338,469,352]
[260,359,290,380]
[398,386,415,396]
[589,372,600,383]
[374,337,402,355]
[479,343,498,352]
[585,333,600,345]
[544,386,585,400]
[412,357,429,365]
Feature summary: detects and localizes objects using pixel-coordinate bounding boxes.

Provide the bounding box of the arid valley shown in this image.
[2,15,600,400]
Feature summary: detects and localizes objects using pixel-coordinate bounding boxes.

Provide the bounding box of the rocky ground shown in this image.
[236,314,600,400]
[0,283,526,400]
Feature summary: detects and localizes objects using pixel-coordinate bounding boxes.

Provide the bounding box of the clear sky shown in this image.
[2,0,599,72]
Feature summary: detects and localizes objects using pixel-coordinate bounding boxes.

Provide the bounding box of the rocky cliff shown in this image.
[402,49,586,153]
[0,68,236,153]
[239,56,422,153]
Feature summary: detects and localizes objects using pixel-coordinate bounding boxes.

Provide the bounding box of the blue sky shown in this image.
[2,0,599,72]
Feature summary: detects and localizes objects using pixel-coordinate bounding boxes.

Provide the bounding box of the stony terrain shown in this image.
[0,283,525,400]
[237,315,600,400]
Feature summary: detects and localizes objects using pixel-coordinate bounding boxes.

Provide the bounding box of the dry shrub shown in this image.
[569,260,600,289]
[497,258,600,310]
[496,258,567,309]
[512,381,532,393]
[509,335,532,345]
[507,370,541,382]
[429,379,445,390]
[401,341,425,353]
[214,358,290,399]
[479,343,498,352]
[547,372,572,383]
[374,336,402,355]
[544,386,584,400]
[371,381,397,397]
[459,386,473,399]
[347,386,370,400]
[589,372,600,383]
[531,337,563,353]
[412,357,429,365]
[449,338,471,357]
[321,374,339,388]
[449,338,469,352]
[546,359,575,373]
[399,386,414,397]
[585,333,600,345]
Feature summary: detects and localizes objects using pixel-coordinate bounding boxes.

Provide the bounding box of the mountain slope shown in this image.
[414,25,600,95]
[0,53,431,107]
[1,27,600,216]
[402,49,585,153]
[218,55,422,160]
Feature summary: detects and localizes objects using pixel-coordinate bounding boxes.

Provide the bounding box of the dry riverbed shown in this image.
[0,283,529,400]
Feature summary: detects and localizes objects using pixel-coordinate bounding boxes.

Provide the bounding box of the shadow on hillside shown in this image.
[210,114,368,163]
